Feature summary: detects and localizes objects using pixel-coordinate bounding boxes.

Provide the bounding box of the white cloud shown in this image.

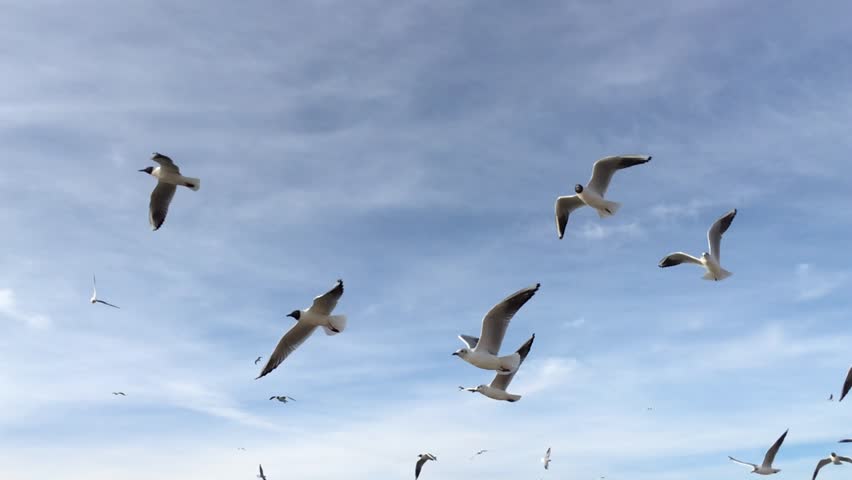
[577,221,643,240]
[0,288,50,329]
[795,263,846,301]
[562,317,586,329]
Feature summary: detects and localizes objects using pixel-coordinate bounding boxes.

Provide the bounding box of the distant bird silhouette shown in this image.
[829,394,834,401]
[415,453,436,479]
[91,275,120,308]
[112,392,126,396]
[255,356,262,365]
[470,449,488,460]
[269,396,296,403]
[257,464,267,480]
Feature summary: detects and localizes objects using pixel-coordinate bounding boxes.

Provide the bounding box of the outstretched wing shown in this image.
[152,153,180,173]
[309,279,344,315]
[555,195,585,239]
[762,429,788,468]
[458,335,479,349]
[587,155,651,196]
[477,283,540,355]
[840,366,852,401]
[812,458,831,480]
[415,457,428,480]
[728,456,756,470]
[490,334,535,391]
[149,182,177,231]
[707,209,737,261]
[95,299,120,309]
[256,323,318,379]
[658,252,702,268]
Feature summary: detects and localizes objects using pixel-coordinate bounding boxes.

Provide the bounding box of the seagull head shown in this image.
[452,348,470,358]
[138,166,154,175]
[701,252,710,259]
[286,310,301,320]
[574,184,584,194]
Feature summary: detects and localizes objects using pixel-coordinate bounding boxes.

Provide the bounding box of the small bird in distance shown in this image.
[257,464,267,480]
[415,453,436,479]
[269,396,296,403]
[91,275,120,308]
[112,392,126,396]
[254,356,262,365]
[139,152,201,231]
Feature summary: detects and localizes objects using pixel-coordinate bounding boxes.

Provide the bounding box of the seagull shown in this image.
[554,155,651,239]
[542,447,551,470]
[256,279,346,379]
[254,356,262,365]
[111,392,126,396]
[139,152,201,231]
[415,453,436,479]
[257,464,267,480]
[812,453,852,480]
[90,275,120,308]
[469,449,488,460]
[459,334,535,402]
[839,366,852,402]
[269,396,296,403]
[453,283,540,375]
[728,429,788,475]
[658,209,737,281]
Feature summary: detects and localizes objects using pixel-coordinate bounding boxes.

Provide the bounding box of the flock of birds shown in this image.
[82,153,852,479]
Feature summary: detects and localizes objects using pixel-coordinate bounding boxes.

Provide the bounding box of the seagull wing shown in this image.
[458,335,479,349]
[149,182,177,231]
[95,299,120,309]
[587,155,652,197]
[840,366,852,401]
[838,456,852,463]
[762,429,788,468]
[309,279,344,315]
[555,195,585,239]
[812,458,831,480]
[728,457,757,469]
[707,209,737,261]
[415,457,428,480]
[658,252,703,268]
[839,439,852,443]
[152,153,180,173]
[476,283,540,355]
[255,356,262,365]
[92,274,97,298]
[256,322,318,379]
[490,334,534,391]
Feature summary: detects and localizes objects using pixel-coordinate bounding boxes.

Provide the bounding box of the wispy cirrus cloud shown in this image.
[0,288,50,329]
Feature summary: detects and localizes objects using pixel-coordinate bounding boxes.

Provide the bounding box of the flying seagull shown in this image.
[256,279,346,379]
[659,209,737,281]
[728,429,788,475]
[470,449,488,460]
[254,356,262,365]
[812,453,852,480]
[112,392,126,396]
[554,155,651,239]
[542,447,551,470]
[139,152,201,231]
[453,283,540,375]
[460,334,535,402]
[269,396,296,403]
[257,464,267,480]
[839,366,852,402]
[90,275,120,308]
[415,453,436,479]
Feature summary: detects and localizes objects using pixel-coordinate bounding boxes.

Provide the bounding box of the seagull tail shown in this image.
[322,315,347,335]
[702,269,733,281]
[504,393,522,402]
[183,176,201,191]
[596,200,621,218]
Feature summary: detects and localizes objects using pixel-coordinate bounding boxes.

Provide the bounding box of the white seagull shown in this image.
[460,334,534,402]
[90,275,120,308]
[812,453,852,480]
[415,453,436,479]
[659,209,737,281]
[257,464,267,480]
[256,279,346,379]
[269,395,296,403]
[542,447,551,470]
[555,155,651,239]
[728,429,788,475]
[453,283,540,375]
[138,152,200,231]
[839,366,852,402]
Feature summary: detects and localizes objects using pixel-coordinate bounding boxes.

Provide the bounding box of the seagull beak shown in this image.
[286,312,297,319]
[451,352,459,356]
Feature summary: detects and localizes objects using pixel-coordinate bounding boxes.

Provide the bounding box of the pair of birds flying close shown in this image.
[454,283,540,402]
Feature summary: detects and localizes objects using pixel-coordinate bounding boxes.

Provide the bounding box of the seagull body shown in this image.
[542,447,551,470]
[839,367,852,402]
[813,453,852,480]
[461,334,534,402]
[139,152,200,231]
[728,429,788,475]
[112,392,126,396]
[554,155,651,239]
[269,396,296,403]
[257,464,267,480]
[453,284,540,375]
[659,209,737,281]
[415,453,436,479]
[256,279,346,379]
[90,275,120,308]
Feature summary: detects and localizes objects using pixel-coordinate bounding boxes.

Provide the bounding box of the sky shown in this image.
[1,0,852,479]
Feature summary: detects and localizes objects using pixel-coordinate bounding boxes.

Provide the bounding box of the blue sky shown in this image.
[2,0,852,478]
